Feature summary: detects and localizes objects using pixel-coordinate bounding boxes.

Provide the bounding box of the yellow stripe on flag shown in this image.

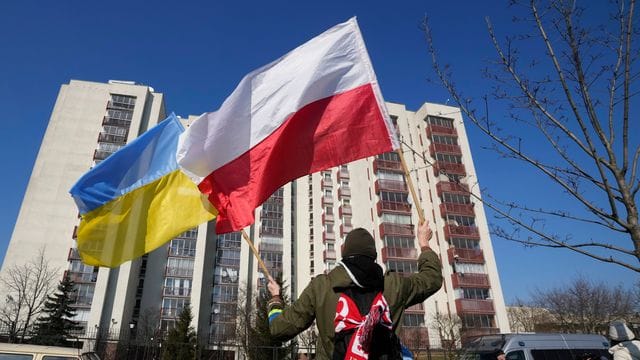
[77,170,217,267]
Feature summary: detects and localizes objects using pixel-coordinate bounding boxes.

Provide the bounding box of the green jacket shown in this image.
[269,249,442,359]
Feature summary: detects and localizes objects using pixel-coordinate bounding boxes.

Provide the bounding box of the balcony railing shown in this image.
[168,248,196,257]
[259,242,283,252]
[440,203,475,216]
[102,116,132,127]
[451,273,491,288]
[165,267,194,277]
[323,249,336,260]
[426,124,457,137]
[373,158,402,173]
[338,169,350,179]
[70,294,94,307]
[163,287,192,297]
[339,205,352,216]
[322,196,334,205]
[323,231,336,242]
[379,223,414,237]
[93,150,114,161]
[107,100,135,110]
[338,186,351,198]
[448,247,484,264]
[430,143,462,156]
[323,213,334,222]
[375,179,408,193]
[444,225,480,239]
[68,247,81,260]
[405,303,424,312]
[433,161,466,176]
[377,201,412,215]
[340,224,353,236]
[98,132,127,144]
[66,271,97,283]
[321,178,332,188]
[436,181,470,196]
[381,247,417,261]
[455,298,495,314]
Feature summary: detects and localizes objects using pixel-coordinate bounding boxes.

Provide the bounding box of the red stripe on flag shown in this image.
[198,83,393,234]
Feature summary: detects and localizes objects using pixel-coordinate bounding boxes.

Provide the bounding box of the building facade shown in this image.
[0,80,509,351]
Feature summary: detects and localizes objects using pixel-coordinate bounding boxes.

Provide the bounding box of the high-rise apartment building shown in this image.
[1,80,509,352]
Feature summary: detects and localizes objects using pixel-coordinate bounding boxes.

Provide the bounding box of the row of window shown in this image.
[431,134,458,145]
[380,191,409,203]
[384,236,416,249]
[442,193,471,204]
[427,115,454,128]
[436,153,463,164]
[447,215,476,227]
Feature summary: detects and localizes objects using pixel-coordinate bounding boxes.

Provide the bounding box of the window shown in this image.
[442,193,471,204]
[386,260,418,273]
[323,171,332,181]
[166,258,194,276]
[531,350,575,360]
[447,215,476,226]
[102,125,128,137]
[384,236,415,248]
[403,314,425,327]
[427,115,454,128]
[381,213,412,225]
[325,223,334,234]
[324,189,333,197]
[506,351,525,360]
[436,153,463,164]
[455,263,485,274]
[377,152,400,162]
[463,288,490,300]
[0,354,33,360]
[380,191,409,203]
[451,238,480,249]
[97,142,124,153]
[325,206,333,215]
[377,170,404,181]
[217,232,241,248]
[431,134,458,145]
[179,228,198,239]
[462,314,494,328]
[169,238,196,257]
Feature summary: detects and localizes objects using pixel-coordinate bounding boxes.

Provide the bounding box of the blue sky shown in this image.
[0,1,636,303]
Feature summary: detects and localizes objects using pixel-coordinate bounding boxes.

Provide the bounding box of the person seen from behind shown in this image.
[609,320,640,360]
[266,220,443,359]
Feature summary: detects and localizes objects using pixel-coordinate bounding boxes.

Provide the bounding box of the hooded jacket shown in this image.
[268,248,442,359]
[609,340,640,360]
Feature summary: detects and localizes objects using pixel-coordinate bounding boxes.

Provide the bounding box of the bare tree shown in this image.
[531,275,636,333]
[430,311,462,359]
[0,249,58,342]
[425,0,640,271]
[507,298,551,333]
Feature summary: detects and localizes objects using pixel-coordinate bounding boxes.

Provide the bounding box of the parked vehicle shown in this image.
[0,343,100,360]
[460,333,611,360]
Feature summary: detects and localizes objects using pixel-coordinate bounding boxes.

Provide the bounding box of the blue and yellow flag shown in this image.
[70,114,217,267]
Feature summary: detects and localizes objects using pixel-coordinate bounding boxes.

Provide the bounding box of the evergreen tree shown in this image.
[246,280,297,360]
[162,305,197,360]
[31,274,80,346]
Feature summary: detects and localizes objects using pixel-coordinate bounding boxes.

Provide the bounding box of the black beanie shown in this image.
[342,228,376,259]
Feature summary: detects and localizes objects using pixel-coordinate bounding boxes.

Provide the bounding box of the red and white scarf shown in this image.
[334,292,393,360]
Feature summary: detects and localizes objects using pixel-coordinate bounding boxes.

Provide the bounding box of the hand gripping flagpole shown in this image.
[241,229,273,280]
[396,148,426,224]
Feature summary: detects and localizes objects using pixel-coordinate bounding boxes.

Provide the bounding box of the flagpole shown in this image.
[241,229,272,280]
[396,148,426,224]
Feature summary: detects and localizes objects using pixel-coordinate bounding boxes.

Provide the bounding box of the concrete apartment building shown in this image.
[0,80,509,351]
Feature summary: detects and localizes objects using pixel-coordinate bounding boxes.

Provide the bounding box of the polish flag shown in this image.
[177,17,399,234]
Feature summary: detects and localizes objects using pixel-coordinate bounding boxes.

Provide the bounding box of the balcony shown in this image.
[337,169,350,180]
[340,224,353,236]
[436,181,470,196]
[322,213,334,222]
[338,186,351,198]
[168,247,196,258]
[377,201,412,216]
[70,294,93,307]
[451,273,490,288]
[323,231,336,242]
[444,225,480,239]
[379,223,414,237]
[259,242,283,252]
[430,143,462,156]
[93,149,114,161]
[321,178,332,188]
[433,161,466,176]
[339,205,352,217]
[440,203,475,216]
[107,100,135,110]
[72,226,78,240]
[322,196,334,205]
[373,158,402,173]
[381,247,417,261]
[98,132,127,144]
[165,267,194,277]
[323,249,336,261]
[375,179,408,193]
[455,298,495,314]
[102,116,131,128]
[426,124,457,137]
[448,247,484,264]
[67,247,81,261]
[405,303,424,312]
[66,271,97,283]
[163,287,192,297]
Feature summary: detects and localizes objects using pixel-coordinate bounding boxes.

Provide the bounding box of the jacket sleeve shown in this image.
[268,278,318,341]
[392,248,443,308]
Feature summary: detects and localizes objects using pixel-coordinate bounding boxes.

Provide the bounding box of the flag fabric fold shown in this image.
[70,114,217,267]
[177,17,399,234]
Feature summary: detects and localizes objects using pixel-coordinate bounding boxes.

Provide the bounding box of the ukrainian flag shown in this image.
[70,114,217,267]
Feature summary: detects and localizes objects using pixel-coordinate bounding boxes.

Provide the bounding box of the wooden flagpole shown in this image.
[241,229,273,280]
[396,148,426,224]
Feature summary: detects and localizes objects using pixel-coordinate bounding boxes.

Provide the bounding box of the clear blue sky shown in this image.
[0,1,636,303]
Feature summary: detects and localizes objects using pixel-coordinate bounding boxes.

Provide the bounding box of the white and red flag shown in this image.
[177,17,399,233]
